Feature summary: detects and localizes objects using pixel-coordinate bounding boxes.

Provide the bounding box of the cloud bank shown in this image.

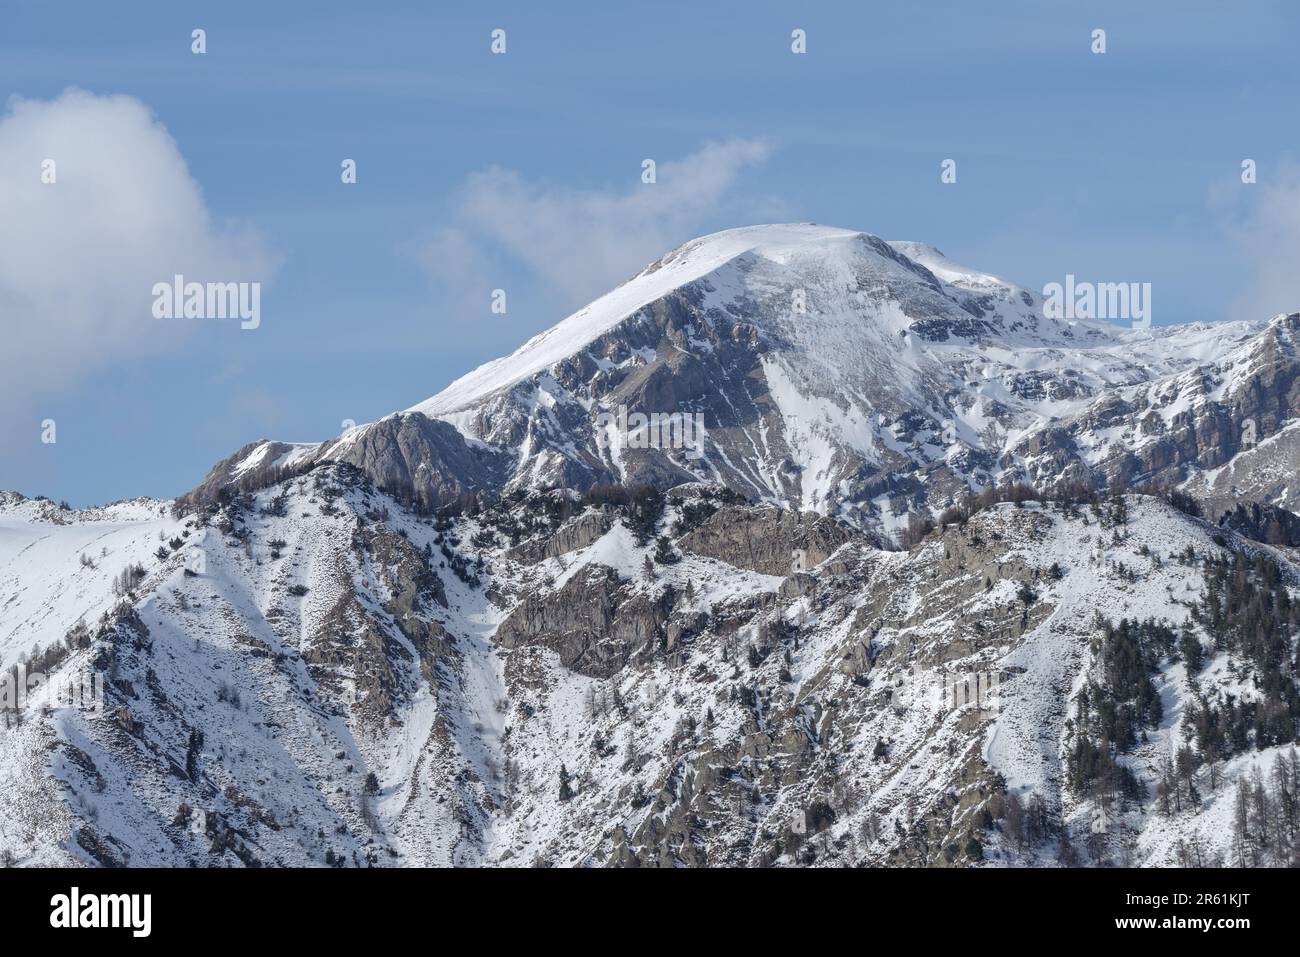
[0,89,277,421]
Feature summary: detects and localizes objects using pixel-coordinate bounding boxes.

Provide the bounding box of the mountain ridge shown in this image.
[179,224,1293,542]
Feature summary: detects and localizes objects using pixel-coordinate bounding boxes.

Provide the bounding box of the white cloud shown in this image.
[0,89,278,418]
[418,138,776,315]
[1226,164,1300,323]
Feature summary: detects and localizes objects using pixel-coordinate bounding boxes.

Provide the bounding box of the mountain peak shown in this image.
[412,223,1038,420]
[182,225,1294,534]
[411,224,884,418]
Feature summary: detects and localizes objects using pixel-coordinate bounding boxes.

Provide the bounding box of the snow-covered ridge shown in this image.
[180,224,1299,544]
[0,495,181,665]
[409,222,1126,421]
[410,224,872,416]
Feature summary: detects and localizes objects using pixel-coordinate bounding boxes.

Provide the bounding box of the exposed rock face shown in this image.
[679,505,851,575]
[321,413,511,508]
[1094,316,1300,489]
[305,591,410,724]
[182,414,513,513]
[356,522,448,615]
[494,565,674,678]
[506,510,612,563]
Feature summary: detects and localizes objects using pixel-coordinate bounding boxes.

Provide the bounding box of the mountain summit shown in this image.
[189,224,1292,539]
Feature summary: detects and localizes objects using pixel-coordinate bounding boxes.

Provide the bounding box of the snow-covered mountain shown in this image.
[4,224,1300,868]
[187,224,1297,539]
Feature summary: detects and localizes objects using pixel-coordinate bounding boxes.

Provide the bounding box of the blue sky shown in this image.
[2,0,1298,506]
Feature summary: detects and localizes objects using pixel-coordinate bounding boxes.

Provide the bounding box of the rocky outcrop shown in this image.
[322,412,511,509]
[304,592,410,723]
[355,522,447,613]
[181,440,301,505]
[505,510,612,563]
[679,505,850,576]
[493,564,672,677]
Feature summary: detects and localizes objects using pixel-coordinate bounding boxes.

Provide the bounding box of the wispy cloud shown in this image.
[417,138,777,318]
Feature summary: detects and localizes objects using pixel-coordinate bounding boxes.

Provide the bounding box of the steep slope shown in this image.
[5,476,1299,867]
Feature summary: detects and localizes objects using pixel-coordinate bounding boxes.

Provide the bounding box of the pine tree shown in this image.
[1232,776,1254,866]
[185,728,204,782]
[1179,626,1204,673]
[653,535,680,565]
